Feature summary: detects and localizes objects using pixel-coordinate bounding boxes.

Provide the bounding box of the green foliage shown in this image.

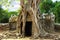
[39,0,54,13]
[8,11,18,18]
[0,5,18,23]
[0,5,8,23]
[39,0,60,23]
[52,1,60,23]
[0,0,19,23]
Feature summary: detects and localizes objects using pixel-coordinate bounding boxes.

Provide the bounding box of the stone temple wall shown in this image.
[0,23,9,31]
[0,22,60,33]
[54,23,60,32]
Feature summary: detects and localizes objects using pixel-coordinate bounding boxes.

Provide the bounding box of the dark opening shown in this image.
[25,21,32,37]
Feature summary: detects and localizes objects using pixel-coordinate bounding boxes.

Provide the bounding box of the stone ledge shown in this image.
[0,23,9,31]
[2,38,53,40]
[55,23,60,29]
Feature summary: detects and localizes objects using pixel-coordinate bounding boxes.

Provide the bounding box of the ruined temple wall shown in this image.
[0,23,9,31]
[54,23,60,31]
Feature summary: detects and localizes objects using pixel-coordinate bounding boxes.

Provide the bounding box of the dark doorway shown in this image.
[25,21,32,37]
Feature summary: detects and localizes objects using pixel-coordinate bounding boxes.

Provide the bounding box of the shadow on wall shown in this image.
[54,23,60,32]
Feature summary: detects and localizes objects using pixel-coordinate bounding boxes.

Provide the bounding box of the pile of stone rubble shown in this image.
[0,31,20,39]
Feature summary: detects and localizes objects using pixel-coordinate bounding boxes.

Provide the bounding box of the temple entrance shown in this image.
[25,21,32,37]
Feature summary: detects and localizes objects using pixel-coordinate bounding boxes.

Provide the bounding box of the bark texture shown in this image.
[16,0,58,38]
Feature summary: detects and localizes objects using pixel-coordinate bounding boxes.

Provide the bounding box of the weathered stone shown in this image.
[0,23,9,31]
[0,0,60,39]
[41,13,55,33]
[9,15,18,31]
